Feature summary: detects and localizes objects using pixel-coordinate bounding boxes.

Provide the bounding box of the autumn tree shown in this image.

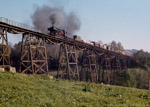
[110,40,117,51]
[110,40,124,52]
[117,42,124,51]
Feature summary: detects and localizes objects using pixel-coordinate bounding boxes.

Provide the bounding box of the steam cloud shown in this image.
[31,5,81,34]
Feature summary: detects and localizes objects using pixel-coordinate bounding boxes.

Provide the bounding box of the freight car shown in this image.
[47,26,132,57]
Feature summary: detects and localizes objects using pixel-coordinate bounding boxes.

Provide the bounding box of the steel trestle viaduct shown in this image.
[0,17,137,83]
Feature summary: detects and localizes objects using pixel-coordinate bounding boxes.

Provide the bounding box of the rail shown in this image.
[0,17,41,33]
[0,17,132,58]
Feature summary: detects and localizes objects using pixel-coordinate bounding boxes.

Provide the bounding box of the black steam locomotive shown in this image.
[48,26,66,37]
[47,26,82,41]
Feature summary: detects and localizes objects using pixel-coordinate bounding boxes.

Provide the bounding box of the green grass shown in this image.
[0,71,150,107]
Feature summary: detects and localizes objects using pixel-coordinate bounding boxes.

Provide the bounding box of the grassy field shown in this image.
[0,71,150,107]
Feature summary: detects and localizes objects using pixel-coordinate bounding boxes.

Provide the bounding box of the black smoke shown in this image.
[31,5,81,34]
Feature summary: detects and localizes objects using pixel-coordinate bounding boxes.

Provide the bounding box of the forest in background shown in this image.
[9,41,150,90]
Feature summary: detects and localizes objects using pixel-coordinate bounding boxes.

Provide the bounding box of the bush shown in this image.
[82,83,93,92]
[109,68,150,90]
[141,65,149,71]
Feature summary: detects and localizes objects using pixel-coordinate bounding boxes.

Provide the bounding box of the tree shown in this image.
[110,41,124,52]
[117,42,124,51]
[133,50,150,70]
[98,40,103,45]
[110,40,117,51]
[10,42,21,71]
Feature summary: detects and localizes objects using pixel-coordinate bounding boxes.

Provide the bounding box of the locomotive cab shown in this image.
[48,26,66,37]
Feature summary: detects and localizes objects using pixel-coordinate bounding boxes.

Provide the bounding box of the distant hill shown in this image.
[125,49,138,54]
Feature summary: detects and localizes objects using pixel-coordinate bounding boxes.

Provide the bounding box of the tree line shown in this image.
[9,40,150,89]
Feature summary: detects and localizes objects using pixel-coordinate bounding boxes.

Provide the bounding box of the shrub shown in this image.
[141,65,149,71]
[82,83,92,92]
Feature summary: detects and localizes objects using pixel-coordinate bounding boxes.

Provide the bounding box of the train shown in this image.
[48,26,132,57]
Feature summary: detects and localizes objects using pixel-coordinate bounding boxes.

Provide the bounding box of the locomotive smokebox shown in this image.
[48,26,54,32]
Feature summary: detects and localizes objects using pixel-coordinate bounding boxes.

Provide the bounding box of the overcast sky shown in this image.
[0,0,150,51]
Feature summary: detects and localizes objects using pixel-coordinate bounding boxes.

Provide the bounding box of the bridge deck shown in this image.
[0,17,129,59]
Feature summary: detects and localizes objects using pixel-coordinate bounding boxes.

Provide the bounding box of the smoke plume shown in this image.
[31,5,81,34]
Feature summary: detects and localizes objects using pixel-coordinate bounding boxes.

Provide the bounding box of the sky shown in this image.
[0,0,150,51]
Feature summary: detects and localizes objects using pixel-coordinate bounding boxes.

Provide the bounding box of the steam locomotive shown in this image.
[47,26,132,57]
[48,26,81,40]
[48,26,66,37]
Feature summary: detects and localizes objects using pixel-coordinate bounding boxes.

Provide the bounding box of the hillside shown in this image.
[0,71,150,107]
[125,49,138,54]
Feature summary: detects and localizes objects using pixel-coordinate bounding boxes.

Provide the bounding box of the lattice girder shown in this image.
[0,27,10,65]
[19,33,48,74]
[57,44,79,80]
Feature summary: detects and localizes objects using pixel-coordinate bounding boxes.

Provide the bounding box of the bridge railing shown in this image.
[0,17,41,33]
